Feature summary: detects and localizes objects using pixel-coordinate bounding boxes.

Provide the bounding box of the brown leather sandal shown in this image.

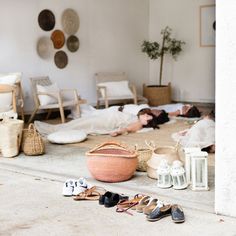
[116,194,145,215]
[73,186,106,201]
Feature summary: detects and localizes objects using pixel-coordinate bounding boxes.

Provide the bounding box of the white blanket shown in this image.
[35,110,137,136]
[172,118,215,149]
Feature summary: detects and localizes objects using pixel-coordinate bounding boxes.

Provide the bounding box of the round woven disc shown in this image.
[51,30,65,49]
[38,9,55,31]
[37,36,54,59]
[61,9,79,35]
[66,35,80,52]
[54,51,68,69]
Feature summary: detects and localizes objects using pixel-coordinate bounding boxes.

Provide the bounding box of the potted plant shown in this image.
[142,26,185,106]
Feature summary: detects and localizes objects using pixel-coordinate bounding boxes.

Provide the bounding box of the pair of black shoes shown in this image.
[99,191,129,208]
[147,204,185,223]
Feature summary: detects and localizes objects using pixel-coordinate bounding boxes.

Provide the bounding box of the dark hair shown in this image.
[153,110,170,124]
[137,108,169,129]
[179,106,201,118]
[137,108,158,129]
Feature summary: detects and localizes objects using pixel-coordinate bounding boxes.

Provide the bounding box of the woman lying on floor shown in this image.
[35,108,161,137]
[70,103,201,120]
[172,111,215,153]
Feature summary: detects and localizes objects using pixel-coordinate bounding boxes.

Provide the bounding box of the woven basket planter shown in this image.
[143,83,171,106]
[86,141,138,183]
[0,118,24,157]
[136,148,152,172]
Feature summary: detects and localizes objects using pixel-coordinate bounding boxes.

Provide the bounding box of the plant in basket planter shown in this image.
[142,26,185,106]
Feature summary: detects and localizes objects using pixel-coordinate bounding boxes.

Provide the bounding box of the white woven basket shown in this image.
[0,118,24,157]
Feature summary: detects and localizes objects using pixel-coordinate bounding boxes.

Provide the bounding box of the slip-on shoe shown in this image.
[171,204,185,223]
[104,193,129,208]
[146,204,172,222]
[99,191,113,205]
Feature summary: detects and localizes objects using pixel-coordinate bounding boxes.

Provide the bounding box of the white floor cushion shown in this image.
[47,130,87,144]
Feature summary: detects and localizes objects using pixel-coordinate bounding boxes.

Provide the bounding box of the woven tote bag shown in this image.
[0,118,24,157]
[22,123,45,156]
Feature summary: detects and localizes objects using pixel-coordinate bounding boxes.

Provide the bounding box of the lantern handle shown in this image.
[145,140,156,150]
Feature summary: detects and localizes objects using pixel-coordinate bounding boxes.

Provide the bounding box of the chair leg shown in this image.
[96,100,100,109]
[28,108,38,124]
[105,99,109,108]
[59,107,65,123]
[46,109,52,120]
[75,103,81,118]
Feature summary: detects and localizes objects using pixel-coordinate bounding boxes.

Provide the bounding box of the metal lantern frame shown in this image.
[156,159,172,188]
[171,160,188,190]
[183,147,201,184]
[191,151,209,191]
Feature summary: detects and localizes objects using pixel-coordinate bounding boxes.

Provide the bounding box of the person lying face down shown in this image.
[168,105,201,118]
[110,109,154,137]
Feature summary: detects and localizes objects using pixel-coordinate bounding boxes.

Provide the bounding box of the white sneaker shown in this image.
[62,179,75,197]
[73,177,89,196]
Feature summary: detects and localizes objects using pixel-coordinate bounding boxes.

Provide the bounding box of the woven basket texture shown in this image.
[86,141,137,182]
[21,123,45,156]
[0,118,24,157]
[136,148,152,172]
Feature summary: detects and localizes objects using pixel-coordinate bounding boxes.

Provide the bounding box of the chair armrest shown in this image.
[37,91,60,100]
[60,89,86,102]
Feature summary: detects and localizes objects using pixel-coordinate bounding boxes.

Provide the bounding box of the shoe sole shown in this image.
[147,213,171,222]
[172,219,185,223]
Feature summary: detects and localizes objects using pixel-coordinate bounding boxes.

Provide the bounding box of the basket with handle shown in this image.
[0,117,24,157]
[135,144,152,172]
[21,123,45,156]
[86,141,138,182]
[145,140,180,179]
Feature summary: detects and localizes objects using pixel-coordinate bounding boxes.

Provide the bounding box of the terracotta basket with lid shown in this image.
[86,141,138,183]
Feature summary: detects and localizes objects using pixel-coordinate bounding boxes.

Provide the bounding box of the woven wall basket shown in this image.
[86,141,138,183]
[0,118,24,157]
[21,123,45,156]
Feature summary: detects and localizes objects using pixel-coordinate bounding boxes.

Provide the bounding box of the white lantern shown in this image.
[191,151,209,191]
[156,159,172,188]
[183,147,201,184]
[170,160,188,190]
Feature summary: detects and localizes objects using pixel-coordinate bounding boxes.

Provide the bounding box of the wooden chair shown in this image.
[95,72,138,108]
[0,84,17,117]
[28,76,86,123]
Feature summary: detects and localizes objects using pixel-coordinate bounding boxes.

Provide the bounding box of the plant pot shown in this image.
[143,83,171,106]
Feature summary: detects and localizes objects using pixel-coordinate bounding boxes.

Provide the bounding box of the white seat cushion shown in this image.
[47,130,87,144]
[97,81,133,98]
[36,83,59,106]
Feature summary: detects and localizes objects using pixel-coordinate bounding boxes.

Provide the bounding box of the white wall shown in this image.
[149,0,215,103]
[215,0,236,217]
[0,0,149,113]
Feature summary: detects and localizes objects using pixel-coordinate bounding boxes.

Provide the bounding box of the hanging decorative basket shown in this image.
[0,118,24,157]
[86,141,138,183]
[21,123,45,156]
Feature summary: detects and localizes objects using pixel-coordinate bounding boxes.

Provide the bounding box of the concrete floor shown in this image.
[0,143,236,236]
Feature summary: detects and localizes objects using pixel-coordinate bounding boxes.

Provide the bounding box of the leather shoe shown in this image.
[171,204,185,223]
[104,193,129,208]
[99,191,113,205]
[146,204,172,222]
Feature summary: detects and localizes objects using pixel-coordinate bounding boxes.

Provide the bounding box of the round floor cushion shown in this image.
[47,130,87,144]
